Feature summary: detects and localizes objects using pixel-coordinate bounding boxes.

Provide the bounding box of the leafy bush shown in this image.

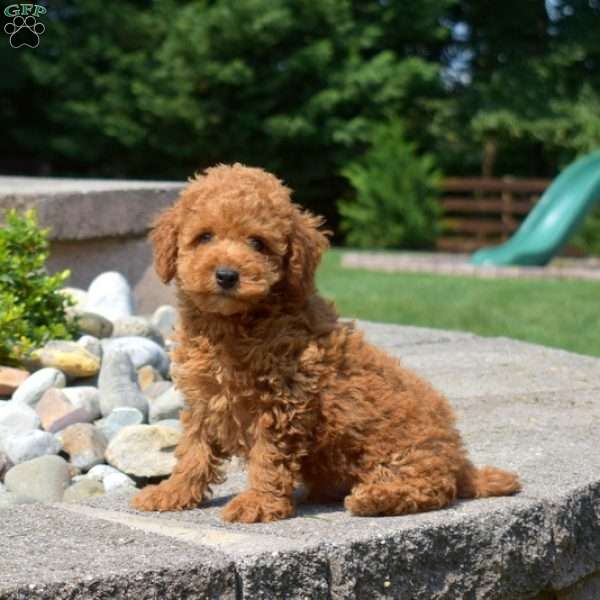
[0,210,76,365]
[572,205,600,256]
[338,121,442,249]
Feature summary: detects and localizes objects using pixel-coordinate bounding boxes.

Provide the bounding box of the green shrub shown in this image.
[338,121,442,249]
[572,205,600,256]
[0,209,76,366]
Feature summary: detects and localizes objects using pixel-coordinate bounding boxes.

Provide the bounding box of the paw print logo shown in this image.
[4,15,45,48]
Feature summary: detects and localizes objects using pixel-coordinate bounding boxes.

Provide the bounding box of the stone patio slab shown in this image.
[2,322,600,599]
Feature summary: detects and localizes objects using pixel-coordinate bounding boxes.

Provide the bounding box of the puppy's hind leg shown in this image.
[344,450,459,517]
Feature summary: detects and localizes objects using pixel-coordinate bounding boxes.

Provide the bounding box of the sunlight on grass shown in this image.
[316,249,600,358]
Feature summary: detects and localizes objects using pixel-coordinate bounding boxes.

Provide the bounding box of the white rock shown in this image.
[4,430,62,464]
[62,387,101,421]
[149,386,185,423]
[5,455,71,503]
[0,402,41,451]
[105,424,181,478]
[151,305,177,339]
[77,335,103,359]
[101,337,170,376]
[86,464,122,482]
[85,272,134,321]
[97,407,145,440]
[12,368,66,407]
[103,471,135,493]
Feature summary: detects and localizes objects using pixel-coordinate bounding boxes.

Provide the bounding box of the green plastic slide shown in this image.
[470,150,600,266]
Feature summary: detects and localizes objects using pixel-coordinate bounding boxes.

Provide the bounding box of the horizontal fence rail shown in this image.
[438,177,551,253]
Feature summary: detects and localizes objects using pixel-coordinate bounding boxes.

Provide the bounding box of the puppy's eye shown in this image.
[248,237,266,252]
[195,232,213,245]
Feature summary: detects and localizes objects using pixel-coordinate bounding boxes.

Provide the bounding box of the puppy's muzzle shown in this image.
[215,267,239,290]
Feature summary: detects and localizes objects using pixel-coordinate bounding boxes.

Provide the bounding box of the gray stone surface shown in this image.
[2,322,600,599]
[0,176,183,240]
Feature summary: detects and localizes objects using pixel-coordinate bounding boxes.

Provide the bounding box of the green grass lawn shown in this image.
[316,249,600,358]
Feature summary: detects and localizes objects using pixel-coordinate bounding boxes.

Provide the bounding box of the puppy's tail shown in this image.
[458,464,521,499]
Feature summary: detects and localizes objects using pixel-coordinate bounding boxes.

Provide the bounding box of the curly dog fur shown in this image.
[132,163,520,522]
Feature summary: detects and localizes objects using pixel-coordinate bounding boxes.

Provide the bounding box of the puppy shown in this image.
[132,163,520,522]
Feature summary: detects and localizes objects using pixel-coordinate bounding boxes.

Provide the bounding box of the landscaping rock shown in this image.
[101,337,170,376]
[143,380,172,400]
[86,464,123,482]
[149,386,185,424]
[105,424,181,478]
[12,367,66,407]
[85,272,134,321]
[137,365,163,391]
[32,341,100,378]
[0,492,39,508]
[35,388,74,431]
[77,336,103,360]
[57,423,107,471]
[152,304,177,339]
[63,479,104,503]
[0,367,29,396]
[0,402,41,451]
[112,316,163,345]
[0,450,13,479]
[48,407,96,434]
[62,386,101,420]
[153,419,182,433]
[4,430,62,464]
[97,407,145,440]
[85,464,135,494]
[4,455,71,503]
[98,350,148,419]
[75,312,114,339]
[103,471,135,494]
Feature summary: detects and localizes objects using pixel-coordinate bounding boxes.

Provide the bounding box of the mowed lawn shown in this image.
[316,249,600,358]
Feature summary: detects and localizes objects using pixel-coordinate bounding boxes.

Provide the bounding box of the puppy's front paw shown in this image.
[222,490,294,523]
[131,482,201,512]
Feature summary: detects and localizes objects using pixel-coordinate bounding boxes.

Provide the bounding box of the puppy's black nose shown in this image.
[215,267,239,290]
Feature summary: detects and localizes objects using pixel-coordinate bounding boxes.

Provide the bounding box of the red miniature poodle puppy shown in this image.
[132,163,520,522]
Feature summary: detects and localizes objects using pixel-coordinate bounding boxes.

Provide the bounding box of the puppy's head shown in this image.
[151,164,329,315]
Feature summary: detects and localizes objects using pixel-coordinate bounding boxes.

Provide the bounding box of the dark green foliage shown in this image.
[572,206,600,256]
[1,0,452,225]
[1,0,600,239]
[0,210,76,365]
[338,122,442,249]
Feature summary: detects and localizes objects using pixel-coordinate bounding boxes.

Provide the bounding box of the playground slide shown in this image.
[470,151,600,266]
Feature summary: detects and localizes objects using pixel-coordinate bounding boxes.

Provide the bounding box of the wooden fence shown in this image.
[437,177,551,253]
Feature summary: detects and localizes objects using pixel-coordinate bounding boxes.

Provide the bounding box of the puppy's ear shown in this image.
[150,205,179,283]
[286,207,330,302]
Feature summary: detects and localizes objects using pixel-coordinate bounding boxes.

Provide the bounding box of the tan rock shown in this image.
[32,341,100,378]
[0,367,29,396]
[105,424,181,478]
[36,388,74,431]
[137,365,163,391]
[57,423,108,471]
[63,479,104,502]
